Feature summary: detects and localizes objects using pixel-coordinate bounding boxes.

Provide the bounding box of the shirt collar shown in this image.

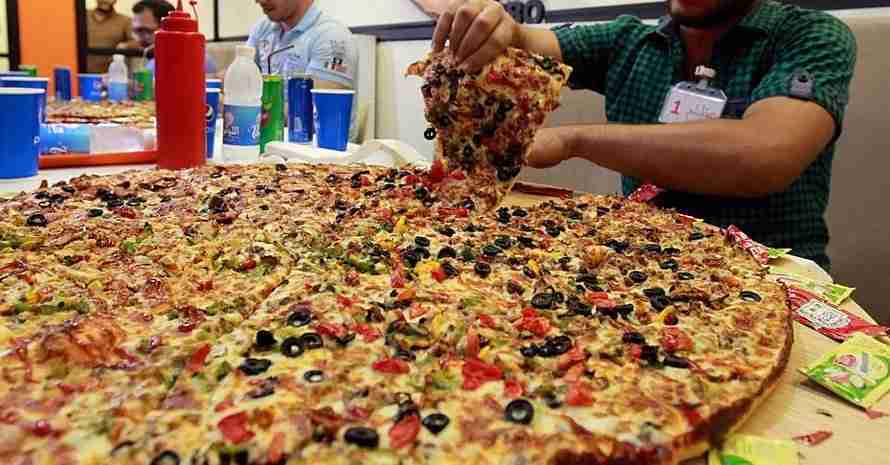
[279,2,321,36]
[651,0,774,42]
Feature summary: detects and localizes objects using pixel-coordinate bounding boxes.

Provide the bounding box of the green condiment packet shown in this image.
[800,333,890,408]
[767,248,793,260]
[768,268,855,305]
[708,434,799,465]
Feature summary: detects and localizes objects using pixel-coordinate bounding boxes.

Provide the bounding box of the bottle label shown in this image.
[223,104,261,146]
[108,82,128,102]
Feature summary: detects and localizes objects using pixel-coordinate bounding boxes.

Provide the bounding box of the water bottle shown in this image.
[107,54,129,102]
[222,45,263,163]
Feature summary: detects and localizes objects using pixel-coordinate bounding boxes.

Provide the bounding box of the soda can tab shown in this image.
[260,75,285,153]
[769,268,854,306]
[800,333,890,409]
[628,183,665,203]
[725,225,770,265]
[787,286,889,342]
[707,434,799,465]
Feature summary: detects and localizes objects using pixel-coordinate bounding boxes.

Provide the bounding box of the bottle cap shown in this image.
[236,45,256,59]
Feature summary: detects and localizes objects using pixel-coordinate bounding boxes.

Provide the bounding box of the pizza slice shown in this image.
[406,47,571,212]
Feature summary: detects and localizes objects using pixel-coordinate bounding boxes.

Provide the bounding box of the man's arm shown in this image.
[532,97,835,197]
[306,28,357,90]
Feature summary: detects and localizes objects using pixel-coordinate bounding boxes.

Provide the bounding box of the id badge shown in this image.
[659,67,728,123]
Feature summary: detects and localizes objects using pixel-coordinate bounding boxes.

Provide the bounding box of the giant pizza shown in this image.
[0,161,791,465]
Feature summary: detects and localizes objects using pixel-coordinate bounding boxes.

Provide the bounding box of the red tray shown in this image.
[39,151,158,169]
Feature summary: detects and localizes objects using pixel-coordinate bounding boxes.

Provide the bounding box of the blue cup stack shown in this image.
[311,89,354,152]
[0,77,50,122]
[0,88,44,179]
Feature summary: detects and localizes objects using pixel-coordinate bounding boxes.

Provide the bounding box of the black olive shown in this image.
[61,185,76,194]
[394,400,420,424]
[660,259,679,271]
[559,256,572,266]
[566,296,592,317]
[545,335,572,356]
[614,304,635,319]
[344,426,379,449]
[239,358,272,376]
[663,247,681,255]
[26,213,48,227]
[287,309,312,327]
[325,173,340,184]
[507,281,525,295]
[520,345,538,358]
[437,246,457,259]
[336,333,356,347]
[126,197,145,207]
[414,236,431,248]
[464,223,479,233]
[643,244,662,254]
[689,232,705,241]
[441,261,459,278]
[566,210,583,220]
[494,110,507,122]
[507,256,523,267]
[304,370,325,383]
[650,295,672,311]
[623,332,646,344]
[281,337,304,358]
[463,144,475,159]
[460,246,476,262]
[275,163,288,172]
[494,236,513,250]
[414,186,429,201]
[523,266,537,279]
[87,208,104,218]
[334,199,349,211]
[299,333,324,350]
[481,121,497,137]
[516,236,536,248]
[496,165,521,182]
[543,391,562,409]
[150,451,180,465]
[605,239,629,253]
[402,251,420,268]
[531,293,555,310]
[414,246,431,259]
[474,262,491,278]
[422,413,450,435]
[643,288,666,298]
[482,244,502,257]
[255,330,277,350]
[247,383,276,399]
[678,272,696,281]
[597,306,619,319]
[504,399,534,425]
[424,127,437,140]
[740,290,762,302]
[628,271,648,284]
[394,348,416,361]
[545,226,561,238]
[664,355,691,369]
[106,198,124,209]
[641,345,660,364]
[512,208,528,217]
[576,274,598,287]
[38,200,52,209]
[351,178,363,189]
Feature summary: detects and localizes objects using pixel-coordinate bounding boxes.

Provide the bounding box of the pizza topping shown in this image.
[372,357,410,375]
[678,271,696,280]
[531,292,556,310]
[87,208,104,218]
[474,262,492,278]
[565,382,594,407]
[660,328,694,352]
[280,337,304,358]
[26,214,48,227]
[186,343,211,373]
[218,412,255,444]
[422,413,451,434]
[629,271,648,284]
[740,290,762,302]
[793,430,833,446]
[150,451,180,465]
[623,332,646,345]
[298,332,324,350]
[663,355,691,369]
[462,358,503,390]
[304,370,325,383]
[389,413,421,449]
[344,426,380,449]
[238,358,272,376]
[504,399,535,424]
[254,330,277,350]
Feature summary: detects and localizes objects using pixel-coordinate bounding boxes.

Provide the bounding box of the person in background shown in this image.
[132,0,219,75]
[86,0,134,73]
[433,0,856,268]
[248,0,357,90]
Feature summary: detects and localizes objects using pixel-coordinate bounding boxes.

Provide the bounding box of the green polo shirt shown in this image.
[554,0,856,268]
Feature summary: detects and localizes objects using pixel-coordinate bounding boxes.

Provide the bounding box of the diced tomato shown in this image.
[353,324,381,342]
[267,432,286,464]
[25,419,54,437]
[397,288,415,301]
[372,358,410,375]
[239,259,257,272]
[438,208,469,218]
[0,410,18,424]
[661,327,694,352]
[346,405,371,421]
[522,308,538,318]
[564,363,586,383]
[403,174,420,185]
[477,314,497,329]
[565,382,594,407]
[628,344,642,360]
[316,323,347,339]
[430,265,447,283]
[558,346,586,371]
[408,303,427,319]
[682,407,702,426]
[465,327,480,359]
[360,175,371,187]
[389,413,421,449]
[462,358,503,390]
[215,396,234,413]
[390,268,406,289]
[218,412,255,444]
[586,292,610,300]
[336,294,354,308]
[429,159,446,183]
[515,313,551,337]
[504,378,524,398]
[345,270,359,286]
[186,343,211,373]
[197,280,213,292]
[449,170,466,181]
[115,207,138,219]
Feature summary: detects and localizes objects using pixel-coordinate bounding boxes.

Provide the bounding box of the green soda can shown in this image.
[133,69,154,101]
[20,65,38,77]
[260,75,285,153]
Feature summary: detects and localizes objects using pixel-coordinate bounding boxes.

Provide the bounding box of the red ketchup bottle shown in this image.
[154,1,206,170]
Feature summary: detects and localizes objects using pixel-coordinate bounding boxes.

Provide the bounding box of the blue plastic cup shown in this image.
[205,88,221,159]
[0,77,49,122]
[206,78,223,90]
[78,74,104,101]
[0,88,43,179]
[311,89,354,152]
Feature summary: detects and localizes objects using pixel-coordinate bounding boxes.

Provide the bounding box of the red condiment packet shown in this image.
[792,430,832,446]
[725,225,770,265]
[628,183,665,203]
[786,287,890,342]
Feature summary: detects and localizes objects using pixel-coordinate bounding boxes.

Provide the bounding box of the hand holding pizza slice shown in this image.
[407,47,572,212]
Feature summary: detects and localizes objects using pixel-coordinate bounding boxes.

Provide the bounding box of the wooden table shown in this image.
[506,191,890,465]
[2,169,886,465]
